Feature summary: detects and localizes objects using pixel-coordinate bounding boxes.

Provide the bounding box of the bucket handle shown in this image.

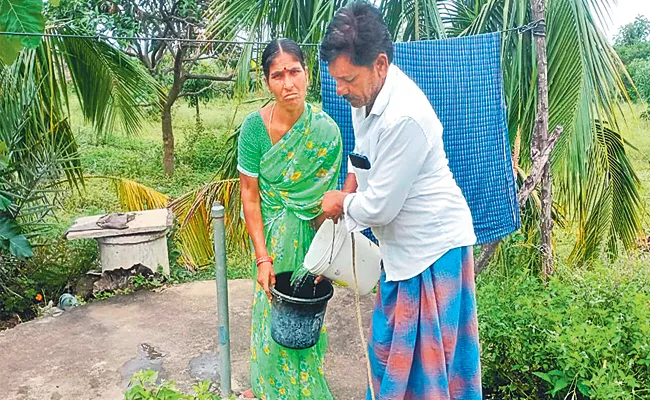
[328,221,337,265]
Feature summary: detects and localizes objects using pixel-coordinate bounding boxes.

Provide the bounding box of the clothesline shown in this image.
[0,20,545,45]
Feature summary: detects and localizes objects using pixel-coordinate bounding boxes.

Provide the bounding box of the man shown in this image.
[320,2,483,399]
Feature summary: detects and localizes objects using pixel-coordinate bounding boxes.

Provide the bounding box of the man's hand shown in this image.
[322,190,348,221]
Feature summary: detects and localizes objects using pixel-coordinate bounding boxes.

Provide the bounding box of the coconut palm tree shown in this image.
[0,0,162,239]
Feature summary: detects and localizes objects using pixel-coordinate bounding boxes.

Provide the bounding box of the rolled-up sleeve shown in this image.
[343,117,429,231]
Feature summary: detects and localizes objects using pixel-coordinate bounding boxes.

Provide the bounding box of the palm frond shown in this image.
[168,177,245,268]
[169,189,214,268]
[470,0,641,265]
[380,0,447,41]
[205,0,347,98]
[441,0,504,37]
[108,177,170,211]
[165,110,249,267]
[50,26,164,138]
[569,121,642,263]
[102,175,211,268]
[0,54,82,230]
[542,0,641,260]
[100,173,247,269]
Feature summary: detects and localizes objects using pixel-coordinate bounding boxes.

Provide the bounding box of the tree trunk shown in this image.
[161,46,187,176]
[475,125,563,275]
[195,99,201,128]
[162,102,175,175]
[530,0,554,279]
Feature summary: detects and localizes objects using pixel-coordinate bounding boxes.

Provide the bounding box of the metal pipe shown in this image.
[211,202,231,396]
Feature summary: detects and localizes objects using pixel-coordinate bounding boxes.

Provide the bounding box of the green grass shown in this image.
[620,103,650,232]
[56,96,265,281]
[68,97,262,199]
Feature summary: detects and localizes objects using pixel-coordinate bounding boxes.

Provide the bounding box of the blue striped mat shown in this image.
[320,32,520,245]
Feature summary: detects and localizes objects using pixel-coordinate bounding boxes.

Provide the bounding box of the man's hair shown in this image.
[320,1,393,67]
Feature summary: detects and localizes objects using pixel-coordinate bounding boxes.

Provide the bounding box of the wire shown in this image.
[0,20,545,45]
[502,19,546,35]
[0,31,319,46]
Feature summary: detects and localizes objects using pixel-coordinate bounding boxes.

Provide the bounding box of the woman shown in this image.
[237,38,342,400]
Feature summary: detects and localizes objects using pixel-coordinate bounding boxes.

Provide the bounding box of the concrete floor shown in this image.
[0,280,375,400]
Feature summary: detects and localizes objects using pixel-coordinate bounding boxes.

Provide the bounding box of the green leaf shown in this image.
[0,0,45,47]
[0,35,22,65]
[0,194,11,211]
[551,378,569,396]
[576,381,590,396]
[0,215,18,240]
[0,0,45,65]
[9,234,33,258]
[49,0,59,7]
[0,140,9,169]
[55,27,164,138]
[533,371,553,384]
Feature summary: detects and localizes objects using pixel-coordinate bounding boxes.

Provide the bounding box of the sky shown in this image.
[602,0,650,41]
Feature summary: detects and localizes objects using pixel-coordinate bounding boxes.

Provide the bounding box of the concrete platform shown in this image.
[0,280,375,400]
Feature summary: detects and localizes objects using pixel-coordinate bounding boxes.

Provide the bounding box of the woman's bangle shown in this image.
[256,256,273,266]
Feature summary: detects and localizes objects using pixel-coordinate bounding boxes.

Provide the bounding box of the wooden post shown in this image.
[530,0,554,279]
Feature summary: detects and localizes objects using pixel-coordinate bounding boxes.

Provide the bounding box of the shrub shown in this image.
[0,237,98,320]
[124,370,230,400]
[627,59,650,103]
[478,258,650,399]
[176,126,228,173]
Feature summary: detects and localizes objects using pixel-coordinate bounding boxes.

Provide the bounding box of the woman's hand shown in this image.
[257,261,276,300]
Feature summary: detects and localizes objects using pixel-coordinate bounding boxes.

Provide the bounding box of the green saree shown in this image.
[237,103,342,400]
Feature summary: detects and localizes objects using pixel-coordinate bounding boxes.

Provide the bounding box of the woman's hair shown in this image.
[262,38,307,79]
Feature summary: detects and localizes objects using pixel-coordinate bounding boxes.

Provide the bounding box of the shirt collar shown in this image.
[366,64,397,117]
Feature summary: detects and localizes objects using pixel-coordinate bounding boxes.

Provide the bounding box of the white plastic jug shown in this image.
[304,220,381,295]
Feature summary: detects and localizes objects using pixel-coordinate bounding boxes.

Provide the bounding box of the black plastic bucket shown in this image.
[270,271,334,349]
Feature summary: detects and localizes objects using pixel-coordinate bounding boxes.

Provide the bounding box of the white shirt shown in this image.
[343,64,476,281]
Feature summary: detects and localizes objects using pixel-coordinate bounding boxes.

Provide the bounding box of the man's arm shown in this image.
[343,117,429,229]
[342,173,358,193]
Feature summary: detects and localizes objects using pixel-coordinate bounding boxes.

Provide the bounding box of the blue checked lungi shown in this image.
[367,247,482,400]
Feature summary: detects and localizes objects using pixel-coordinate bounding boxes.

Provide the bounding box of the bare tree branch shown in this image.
[517,126,563,205]
[182,54,229,62]
[147,23,169,69]
[123,48,139,58]
[179,83,217,98]
[185,74,234,82]
[168,15,200,26]
[136,42,152,71]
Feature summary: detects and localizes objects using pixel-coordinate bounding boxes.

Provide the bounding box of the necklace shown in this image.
[267,103,275,141]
